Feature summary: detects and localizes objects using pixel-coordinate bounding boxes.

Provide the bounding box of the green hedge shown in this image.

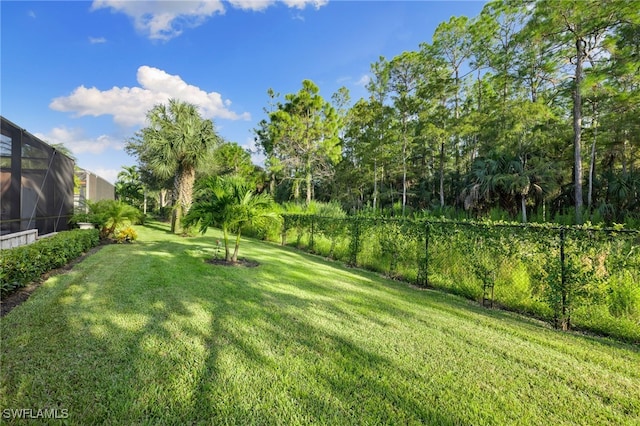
[0,229,100,296]
[277,215,640,343]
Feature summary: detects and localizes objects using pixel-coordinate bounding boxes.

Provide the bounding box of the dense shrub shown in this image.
[273,215,640,343]
[88,200,141,238]
[155,206,172,221]
[0,229,100,296]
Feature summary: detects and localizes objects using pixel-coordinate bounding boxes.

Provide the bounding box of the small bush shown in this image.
[0,229,99,296]
[116,226,138,243]
[156,206,172,221]
[88,200,140,238]
[135,213,146,226]
[313,201,347,218]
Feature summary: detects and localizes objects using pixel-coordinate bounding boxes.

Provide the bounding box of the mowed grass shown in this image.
[1,222,639,425]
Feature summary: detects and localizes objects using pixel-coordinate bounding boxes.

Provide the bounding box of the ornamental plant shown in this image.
[184,176,281,263]
[116,226,138,243]
[88,200,141,239]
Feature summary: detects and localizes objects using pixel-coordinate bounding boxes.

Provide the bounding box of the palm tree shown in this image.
[87,200,140,238]
[464,157,501,209]
[464,153,558,222]
[115,165,144,210]
[185,176,280,262]
[130,99,219,234]
[503,157,541,223]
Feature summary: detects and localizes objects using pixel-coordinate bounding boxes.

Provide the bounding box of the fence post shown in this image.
[425,222,430,286]
[418,222,430,287]
[349,219,360,266]
[310,216,315,252]
[281,216,287,246]
[559,227,569,331]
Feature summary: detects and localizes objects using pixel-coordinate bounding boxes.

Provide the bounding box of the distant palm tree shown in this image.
[185,176,280,262]
[464,154,557,222]
[115,165,144,209]
[606,171,640,219]
[133,99,219,233]
[502,156,548,223]
[463,156,509,214]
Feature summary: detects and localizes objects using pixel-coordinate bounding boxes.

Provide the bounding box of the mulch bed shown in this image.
[206,258,260,268]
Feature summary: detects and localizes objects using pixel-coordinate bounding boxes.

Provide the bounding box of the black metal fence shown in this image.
[1,116,74,236]
[277,215,640,343]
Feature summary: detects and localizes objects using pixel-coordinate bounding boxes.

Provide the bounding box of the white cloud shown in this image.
[355,74,370,87]
[91,0,329,40]
[35,127,123,155]
[229,0,327,11]
[91,167,121,184]
[28,10,36,18]
[282,0,328,10]
[227,0,275,11]
[241,136,265,166]
[335,74,370,88]
[91,0,225,41]
[50,65,251,127]
[89,36,107,44]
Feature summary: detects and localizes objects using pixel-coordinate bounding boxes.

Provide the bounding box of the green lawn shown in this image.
[1,222,639,425]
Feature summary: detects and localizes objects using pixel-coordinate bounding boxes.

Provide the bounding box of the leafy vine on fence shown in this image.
[277,214,640,343]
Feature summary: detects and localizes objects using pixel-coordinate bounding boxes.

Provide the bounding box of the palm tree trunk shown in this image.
[160,189,167,207]
[174,166,196,234]
[521,195,527,223]
[171,207,179,234]
[223,226,231,262]
[232,231,241,262]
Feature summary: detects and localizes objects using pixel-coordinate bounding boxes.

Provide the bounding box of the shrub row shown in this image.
[0,229,100,296]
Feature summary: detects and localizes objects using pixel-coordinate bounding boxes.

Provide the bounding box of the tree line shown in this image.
[123,0,640,231]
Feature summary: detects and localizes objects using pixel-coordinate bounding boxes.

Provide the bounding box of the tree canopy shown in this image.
[126,99,220,233]
[255,80,341,205]
[128,0,639,227]
[251,0,639,224]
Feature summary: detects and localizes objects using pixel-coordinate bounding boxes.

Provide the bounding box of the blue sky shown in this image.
[1,0,486,183]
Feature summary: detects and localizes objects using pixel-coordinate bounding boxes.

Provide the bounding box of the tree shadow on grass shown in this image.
[141,221,173,234]
[251,236,640,353]
[182,280,460,424]
[57,239,458,423]
[3,233,637,424]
